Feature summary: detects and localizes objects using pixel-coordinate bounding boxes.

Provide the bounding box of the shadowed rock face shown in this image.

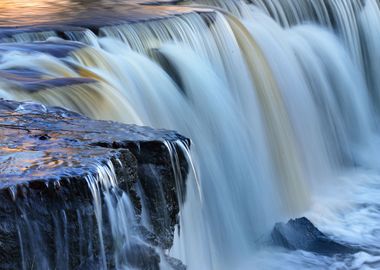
[0,99,190,269]
[271,217,359,256]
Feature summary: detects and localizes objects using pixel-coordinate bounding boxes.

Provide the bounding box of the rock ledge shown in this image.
[0,99,189,269]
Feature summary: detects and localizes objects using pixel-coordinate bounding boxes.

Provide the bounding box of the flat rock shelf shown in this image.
[0,99,190,270]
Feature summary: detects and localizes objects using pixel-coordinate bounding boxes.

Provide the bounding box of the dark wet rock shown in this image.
[151,48,185,91]
[271,217,359,256]
[0,99,189,185]
[0,74,97,93]
[165,255,187,270]
[0,99,189,269]
[75,258,102,270]
[123,242,161,270]
[0,41,85,57]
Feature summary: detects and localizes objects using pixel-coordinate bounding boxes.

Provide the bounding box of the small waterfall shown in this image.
[2,0,380,269]
[13,31,58,43]
[250,0,380,115]
[13,143,187,270]
[14,162,122,270]
[0,50,142,124]
[227,14,309,211]
[359,0,380,118]
[64,29,100,47]
[86,161,141,270]
[250,0,364,67]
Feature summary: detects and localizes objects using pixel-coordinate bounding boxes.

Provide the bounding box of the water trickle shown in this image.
[85,160,145,269]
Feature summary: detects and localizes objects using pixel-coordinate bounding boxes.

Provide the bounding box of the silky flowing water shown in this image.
[1,0,380,269]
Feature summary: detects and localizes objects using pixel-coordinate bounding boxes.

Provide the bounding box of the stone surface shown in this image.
[0,99,189,186]
[165,255,187,270]
[0,99,190,269]
[271,217,359,256]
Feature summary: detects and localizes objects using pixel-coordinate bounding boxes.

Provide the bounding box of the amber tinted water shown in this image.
[0,0,179,26]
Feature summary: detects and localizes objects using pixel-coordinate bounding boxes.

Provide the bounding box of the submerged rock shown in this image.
[271,217,358,256]
[0,99,189,269]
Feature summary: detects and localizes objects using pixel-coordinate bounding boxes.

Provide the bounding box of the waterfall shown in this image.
[86,160,145,270]
[1,0,380,269]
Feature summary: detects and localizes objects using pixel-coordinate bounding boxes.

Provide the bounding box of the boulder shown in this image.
[0,99,189,269]
[271,217,358,256]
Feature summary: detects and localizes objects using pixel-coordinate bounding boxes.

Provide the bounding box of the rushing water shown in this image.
[1,0,380,269]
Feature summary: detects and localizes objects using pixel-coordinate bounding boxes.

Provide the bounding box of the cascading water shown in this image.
[86,160,153,270]
[2,0,380,269]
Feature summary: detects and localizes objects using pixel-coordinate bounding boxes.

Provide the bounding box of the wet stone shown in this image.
[0,99,189,269]
[271,217,359,256]
[0,41,86,57]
